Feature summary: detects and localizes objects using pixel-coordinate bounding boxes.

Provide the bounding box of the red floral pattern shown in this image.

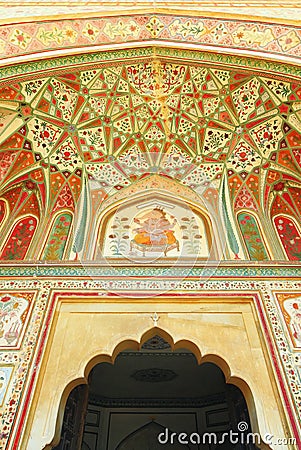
[274,216,301,260]
[0,200,6,228]
[0,216,37,260]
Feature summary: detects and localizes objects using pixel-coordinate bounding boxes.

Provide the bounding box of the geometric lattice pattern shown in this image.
[0,58,300,259]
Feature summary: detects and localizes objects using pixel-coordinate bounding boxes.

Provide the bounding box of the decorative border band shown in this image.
[1,46,301,86]
[0,264,300,278]
[0,13,301,66]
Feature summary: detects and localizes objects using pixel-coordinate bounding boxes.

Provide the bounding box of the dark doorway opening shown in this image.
[53,338,258,449]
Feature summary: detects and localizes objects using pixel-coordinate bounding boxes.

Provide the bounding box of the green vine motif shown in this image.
[24,83,35,96]
[275,82,291,98]
[169,19,206,39]
[86,130,102,146]
[24,80,44,96]
[179,23,205,38]
[42,213,72,260]
[238,213,268,261]
[37,28,66,46]
[180,216,202,255]
[1,45,300,84]
[108,216,130,256]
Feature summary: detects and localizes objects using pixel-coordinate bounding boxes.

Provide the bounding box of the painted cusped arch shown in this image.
[0,53,300,265]
[237,211,270,261]
[273,215,301,261]
[48,327,265,450]
[93,191,220,261]
[41,211,73,260]
[82,175,226,261]
[0,215,38,260]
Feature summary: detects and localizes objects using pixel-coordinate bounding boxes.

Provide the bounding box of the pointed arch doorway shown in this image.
[53,335,257,450]
[26,297,289,450]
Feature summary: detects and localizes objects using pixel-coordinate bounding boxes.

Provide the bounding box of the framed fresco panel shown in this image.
[276,293,301,349]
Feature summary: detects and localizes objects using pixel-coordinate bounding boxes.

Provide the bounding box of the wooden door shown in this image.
[53,384,88,450]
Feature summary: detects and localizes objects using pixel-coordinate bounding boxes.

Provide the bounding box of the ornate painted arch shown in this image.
[0,214,38,260]
[273,214,301,261]
[0,43,300,263]
[40,210,73,260]
[88,185,222,261]
[46,326,264,450]
[237,210,271,261]
[1,10,301,68]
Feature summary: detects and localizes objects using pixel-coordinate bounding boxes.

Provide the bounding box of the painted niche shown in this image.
[237,212,269,261]
[41,212,72,260]
[274,216,301,260]
[99,200,211,259]
[0,216,37,260]
[0,293,33,348]
[277,293,301,348]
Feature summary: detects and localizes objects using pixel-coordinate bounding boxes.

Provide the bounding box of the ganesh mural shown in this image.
[131,207,179,256]
[99,199,213,260]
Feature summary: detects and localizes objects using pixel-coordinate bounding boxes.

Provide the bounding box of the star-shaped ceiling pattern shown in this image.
[0,61,300,221]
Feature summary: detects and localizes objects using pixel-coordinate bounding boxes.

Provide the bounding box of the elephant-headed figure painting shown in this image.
[99,197,213,261]
[130,207,179,256]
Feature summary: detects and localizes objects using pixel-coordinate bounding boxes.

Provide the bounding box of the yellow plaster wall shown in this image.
[22,296,292,450]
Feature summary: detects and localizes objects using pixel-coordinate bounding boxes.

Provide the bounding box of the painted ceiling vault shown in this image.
[0,53,300,260]
[0,8,301,448]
